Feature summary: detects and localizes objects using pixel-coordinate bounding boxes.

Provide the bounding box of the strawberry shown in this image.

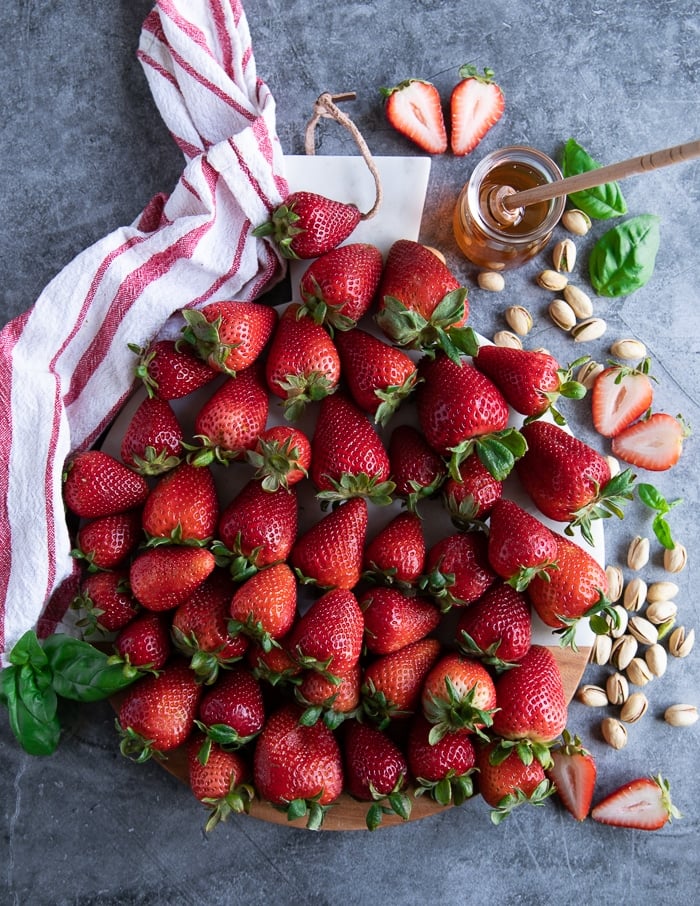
[216,480,298,580]
[265,303,341,419]
[516,420,636,544]
[590,774,681,830]
[476,741,554,824]
[71,569,139,635]
[359,587,440,655]
[487,498,558,591]
[334,328,419,426]
[361,638,441,728]
[388,423,446,512]
[421,651,498,742]
[455,580,531,669]
[247,638,303,688]
[63,450,150,519]
[290,497,367,590]
[449,65,505,156]
[591,360,655,437]
[380,78,448,154]
[420,531,496,611]
[416,353,524,480]
[546,730,597,821]
[129,339,217,400]
[113,611,172,672]
[611,412,689,471]
[129,545,216,611]
[117,659,202,761]
[188,364,269,466]
[342,720,412,829]
[253,702,344,829]
[375,240,469,361]
[187,733,254,831]
[119,396,183,475]
[254,190,361,260]
[195,666,265,753]
[442,452,503,529]
[362,511,426,587]
[310,393,394,504]
[71,510,141,571]
[407,714,477,806]
[228,561,298,651]
[246,424,311,491]
[295,661,362,729]
[298,242,383,332]
[286,587,364,677]
[141,462,219,545]
[490,644,568,766]
[180,300,277,377]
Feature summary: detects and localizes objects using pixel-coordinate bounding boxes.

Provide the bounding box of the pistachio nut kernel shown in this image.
[623,577,647,612]
[537,269,569,292]
[645,643,668,678]
[478,270,505,292]
[493,329,523,349]
[562,208,592,236]
[577,684,609,708]
[548,298,577,332]
[505,305,533,336]
[655,616,677,641]
[664,704,699,728]
[571,317,607,343]
[626,656,653,687]
[627,536,650,571]
[552,238,577,273]
[562,284,594,319]
[645,599,678,626]
[605,565,624,603]
[628,615,659,647]
[620,691,649,724]
[610,337,647,361]
[606,671,630,706]
[611,634,638,670]
[591,633,613,666]
[601,716,628,749]
[669,626,695,658]
[664,543,687,574]
[646,581,679,603]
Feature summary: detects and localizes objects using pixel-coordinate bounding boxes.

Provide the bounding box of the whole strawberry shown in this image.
[196,666,266,754]
[361,637,441,728]
[407,714,477,807]
[455,580,532,669]
[72,510,141,572]
[421,651,498,742]
[477,740,554,824]
[113,611,172,672]
[487,498,558,591]
[72,569,139,635]
[119,395,183,475]
[129,545,216,611]
[359,587,440,655]
[63,450,150,519]
[388,423,446,512]
[420,531,496,611]
[290,497,367,590]
[286,588,364,678]
[187,733,254,832]
[129,338,217,400]
[246,424,311,491]
[253,190,361,259]
[442,452,503,529]
[295,661,362,729]
[362,511,426,587]
[180,300,278,376]
[141,461,219,545]
[229,561,298,651]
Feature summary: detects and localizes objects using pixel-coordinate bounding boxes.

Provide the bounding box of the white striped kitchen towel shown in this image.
[0,0,288,663]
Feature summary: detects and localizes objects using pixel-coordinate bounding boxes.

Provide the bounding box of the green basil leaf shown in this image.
[653,515,675,551]
[1,663,61,756]
[8,629,49,670]
[589,215,661,297]
[561,138,627,220]
[42,634,140,702]
[636,482,669,513]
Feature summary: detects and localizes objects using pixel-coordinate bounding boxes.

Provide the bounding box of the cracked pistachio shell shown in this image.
[664,543,687,574]
[571,317,607,343]
[591,633,613,666]
[626,656,653,686]
[645,643,668,677]
[552,238,577,273]
[605,565,624,602]
[669,626,695,658]
[478,270,505,292]
[611,634,638,670]
[505,305,533,336]
[647,581,679,603]
[577,684,609,707]
[563,284,594,319]
[562,208,592,236]
[493,330,523,349]
[601,717,628,749]
[627,536,650,571]
[664,704,699,728]
[537,269,569,291]
[628,615,659,646]
[623,577,647,612]
[548,298,577,332]
[645,600,678,626]
[610,337,647,361]
[606,672,629,705]
[620,691,648,723]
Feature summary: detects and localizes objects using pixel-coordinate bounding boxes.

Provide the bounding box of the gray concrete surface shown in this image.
[1,1,698,904]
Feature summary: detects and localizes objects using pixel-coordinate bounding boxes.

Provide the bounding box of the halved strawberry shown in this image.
[380,78,448,155]
[611,412,688,471]
[546,730,597,821]
[450,65,504,156]
[590,774,681,830]
[591,361,655,437]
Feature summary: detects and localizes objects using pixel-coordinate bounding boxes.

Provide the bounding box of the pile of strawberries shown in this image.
[61,193,680,832]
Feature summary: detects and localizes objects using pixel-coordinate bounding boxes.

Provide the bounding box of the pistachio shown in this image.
[563,285,594,319]
[605,455,620,477]
[669,626,695,658]
[626,656,653,686]
[571,317,607,343]
[656,616,677,641]
[645,599,678,626]
[664,704,699,728]
[505,305,533,336]
[627,536,650,571]
[552,238,577,273]
[620,691,649,723]
[623,577,647,612]
[605,565,624,603]
[628,615,659,647]
[478,270,505,292]
[646,581,679,603]
[645,643,668,677]
[493,329,523,349]
[591,633,613,666]
[608,604,629,639]
[601,716,628,749]
[606,671,629,706]
[562,208,592,236]
[575,358,604,389]
[664,543,687,574]
[548,298,577,332]
[537,269,569,292]
[577,684,609,708]
[611,634,638,670]
[610,337,647,361]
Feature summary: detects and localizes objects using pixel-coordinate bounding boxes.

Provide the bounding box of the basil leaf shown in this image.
[589,215,661,297]
[561,138,627,220]
[8,629,49,670]
[42,634,140,702]
[1,663,61,756]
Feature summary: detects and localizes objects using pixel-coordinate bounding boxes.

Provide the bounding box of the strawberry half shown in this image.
[611,412,689,471]
[450,65,505,156]
[590,774,681,830]
[380,78,448,154]
[591,361,655,437]
[546,730,597,821]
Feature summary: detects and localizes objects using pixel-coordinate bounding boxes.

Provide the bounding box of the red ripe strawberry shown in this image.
[217,480,298,579]
[298,242,383,331]
[180,300,277,376]
[196,666,265,752]
[591,361,655,437]
[517,420,636,544]
[359,587,440,655]
[129,338,217,400]
[476,741,554,824]
[545,730,597,822]
[442,452,503,528]
[611,412,689,471]
[290,497,367,590]
[361,637,441,728]
[190,364,269,465]
[590,774,681,830]
[129,545,216,611]
[72,569,138,635]
[407,714,477,806]
[490,644,568,763]
[229,561,298,650]
[117,659,202,761]
[246,424,311,491]
[455,580,531,669]
[343,720,412,829]
[63,450,150,519]
[253,190,362,260]
[420,531,496,611]
[450,65,505,156]
[334,328,419,426]
[526,532,612,646]
[247,638,303,687]
[253,702,344,829]
[310,393,394,504]
[171,571,249,683]
[421,651,498,742]
[119,396,183,475]
[295,661,362,729]
[265,303,341,420]
[388,423,446,512]
[375,240,469,361]
[113,611,172,672]
[362,511,426,587]
[286,587,364,677]
[72,510,141,571]
[487,498,558,591]
[187,733,253,831]
[141,462,219,544]
[380,78,448,154]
